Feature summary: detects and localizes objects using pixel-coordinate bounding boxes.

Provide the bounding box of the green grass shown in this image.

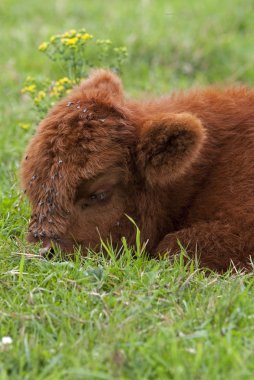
[1,0,254,378]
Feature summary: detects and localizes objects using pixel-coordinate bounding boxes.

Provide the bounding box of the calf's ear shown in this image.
[137,113,206,186]
[80,69,123,100]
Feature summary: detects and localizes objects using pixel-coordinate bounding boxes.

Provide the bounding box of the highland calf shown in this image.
[21,70,254,271]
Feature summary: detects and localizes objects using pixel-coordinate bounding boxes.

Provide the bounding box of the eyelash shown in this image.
[91,192,107,201]
[81,191,109,209]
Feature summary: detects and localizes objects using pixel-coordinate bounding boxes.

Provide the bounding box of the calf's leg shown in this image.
[155,221,253,272]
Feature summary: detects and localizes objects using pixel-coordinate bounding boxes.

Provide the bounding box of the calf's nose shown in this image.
[27,229,56,258]
[39,242,55,258]
[39,242,52,255]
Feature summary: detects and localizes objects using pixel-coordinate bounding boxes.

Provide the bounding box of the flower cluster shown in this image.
[39,29,93,54]
[21,84,36,94]
[49,77,74,97]
[21,28,128,127]
[61,32,93,47]
[37,28,128,80]
[21,76,76,119]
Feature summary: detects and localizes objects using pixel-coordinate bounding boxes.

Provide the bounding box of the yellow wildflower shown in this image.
[19,123,31,130]
[63,29,77,38]
[57,77,72,85]
[62,37,78,46]
[114,46,128,53]
[21,84,36,94]
[34,91,46,105]
[96,39,112,45]
[38,42,49,52]
[50,87,59,97]
[80,33,93,41]
[50,84,65,97]
[50,36,56,43]
[38,90,46,98]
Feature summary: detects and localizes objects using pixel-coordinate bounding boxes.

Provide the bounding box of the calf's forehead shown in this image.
[22,135,131,216]
[22,140,127,206]
[21,94,137,210]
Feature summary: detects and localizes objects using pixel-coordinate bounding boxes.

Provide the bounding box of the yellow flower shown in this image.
[62,37,78,46]
[69,29,77,35]
[50,84,65,97]
[80,33,93,41]
[57,77,72,85]
[50,36,56,43]
[19,123,31,130]
[21,84,36,94]
[50,87,59,97]
[38,42,49,52]
[63,29,77,38]
[114,46,128,53]
[96,39,112,45]
[34,91,46,105]
[39,90,46,98]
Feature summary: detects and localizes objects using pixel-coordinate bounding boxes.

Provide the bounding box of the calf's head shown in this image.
[21,70,205,255]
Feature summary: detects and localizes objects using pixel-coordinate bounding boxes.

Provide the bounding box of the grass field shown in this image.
[1,0,254,378]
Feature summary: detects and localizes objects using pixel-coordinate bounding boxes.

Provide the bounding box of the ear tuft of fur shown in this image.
[137,113,206,186]
[80,69,123,99]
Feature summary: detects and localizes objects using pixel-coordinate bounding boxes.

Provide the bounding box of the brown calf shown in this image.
[21,70,254,271]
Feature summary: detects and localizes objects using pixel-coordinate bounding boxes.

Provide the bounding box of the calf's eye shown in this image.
[90,192,108,201]
[81,191,110,209]
[96,192,108,201]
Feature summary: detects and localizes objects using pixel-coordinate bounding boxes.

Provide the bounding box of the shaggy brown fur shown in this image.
[21,70,254,272]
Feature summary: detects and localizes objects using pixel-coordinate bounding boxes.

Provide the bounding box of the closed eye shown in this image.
[81,190,111,209]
